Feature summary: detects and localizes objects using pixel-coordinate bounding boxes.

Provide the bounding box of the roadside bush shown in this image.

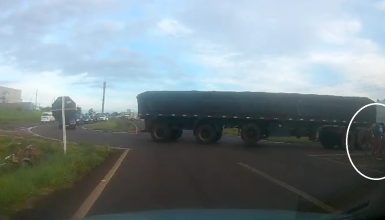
[0,134,110,214]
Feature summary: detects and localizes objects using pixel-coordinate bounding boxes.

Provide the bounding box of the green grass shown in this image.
[0,134,111,214]
[223,128,314,144]
[83,118,137,132]
[223,128,239,136]
[0,109,41,127]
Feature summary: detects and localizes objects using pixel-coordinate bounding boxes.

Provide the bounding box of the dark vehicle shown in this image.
[137,91,375,148]
[51,96,77,129]
[76,114,84,125]
[82,115,93,124]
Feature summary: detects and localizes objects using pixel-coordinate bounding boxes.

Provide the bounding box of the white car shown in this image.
[41,112,55,122]
[97,115,109,121]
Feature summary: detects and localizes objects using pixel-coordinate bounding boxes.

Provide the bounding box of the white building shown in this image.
[0,86,22,103]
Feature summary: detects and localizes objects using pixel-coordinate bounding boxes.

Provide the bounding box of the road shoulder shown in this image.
[11,150,124,220]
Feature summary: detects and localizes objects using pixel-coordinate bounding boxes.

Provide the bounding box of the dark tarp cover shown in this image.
[51,96,77,123]
[137,91,375,123]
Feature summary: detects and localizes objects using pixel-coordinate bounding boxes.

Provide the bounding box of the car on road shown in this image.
[58,118,77,129]
[40,112,55,123]
[82,115,93,124]
[96,113,109,121]
[76,115,84,125]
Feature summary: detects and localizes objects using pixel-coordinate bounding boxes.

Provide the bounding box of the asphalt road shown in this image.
[23,124,385,219]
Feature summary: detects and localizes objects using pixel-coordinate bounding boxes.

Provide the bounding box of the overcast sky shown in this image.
[1,0,385,112]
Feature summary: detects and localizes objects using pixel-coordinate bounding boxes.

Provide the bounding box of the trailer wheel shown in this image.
[170,128,183,141]
[319,129,335,149]
[355,128,370,150]
[241,123,261,145]
[195,124,217,144]
[346,133,356,150]
[213,128,223,142]
[151,122,172,142]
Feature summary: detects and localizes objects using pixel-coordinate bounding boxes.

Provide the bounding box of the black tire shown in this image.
[151,122,171,142]
[346,133,356,150]
[319,129,335,149]
[241,123,261,145]
[355,128,370,150]
[195,124,217,144]
[332,128,356,150]
[213,128,223,142]
[170,128,183,141]
[337,132,348,149]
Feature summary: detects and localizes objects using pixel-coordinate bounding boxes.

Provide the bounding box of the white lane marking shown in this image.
[27,126,129,150]
[81,125,138,134]
[237,162,340,214]
[27,126,62,142]
[72,149,130,220]
[27,126,37,133]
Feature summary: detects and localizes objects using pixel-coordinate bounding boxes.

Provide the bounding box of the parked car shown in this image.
[76,115,84,125]
[97,114,109,121]
[58,118,77,129]
[41,112,55,123]
[82,115,93,124]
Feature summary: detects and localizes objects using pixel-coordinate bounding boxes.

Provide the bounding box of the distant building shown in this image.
[0,86,22,103]
[0,86,33,111]
[120,110,138,119]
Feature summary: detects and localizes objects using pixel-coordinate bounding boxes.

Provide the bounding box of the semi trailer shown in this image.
[137,91,376,148]
[52,96,77,129]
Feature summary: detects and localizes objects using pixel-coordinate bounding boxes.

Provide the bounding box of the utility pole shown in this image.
[61,96,67,155]
[102,81,106,113]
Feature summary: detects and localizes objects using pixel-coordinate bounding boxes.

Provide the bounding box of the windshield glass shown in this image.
[1,1,385,220]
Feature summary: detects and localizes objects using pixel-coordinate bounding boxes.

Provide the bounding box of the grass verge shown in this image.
[223,128,239,136]
[0,134,111,215]
[223,128,314,144]
[0,109,41,128]
[83,118,137,132]
[266,136,315,144]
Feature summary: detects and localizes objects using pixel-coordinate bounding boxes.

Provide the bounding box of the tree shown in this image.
[40,106,51,111]
[76,107,82,114]
[88,108,95,116]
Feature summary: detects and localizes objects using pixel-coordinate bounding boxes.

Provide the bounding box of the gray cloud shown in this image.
[178,0,348,56]
[1,0,385,106]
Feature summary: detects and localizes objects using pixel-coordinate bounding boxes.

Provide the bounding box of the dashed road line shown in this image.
[238,162,340,214]
[72,149,129,220]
